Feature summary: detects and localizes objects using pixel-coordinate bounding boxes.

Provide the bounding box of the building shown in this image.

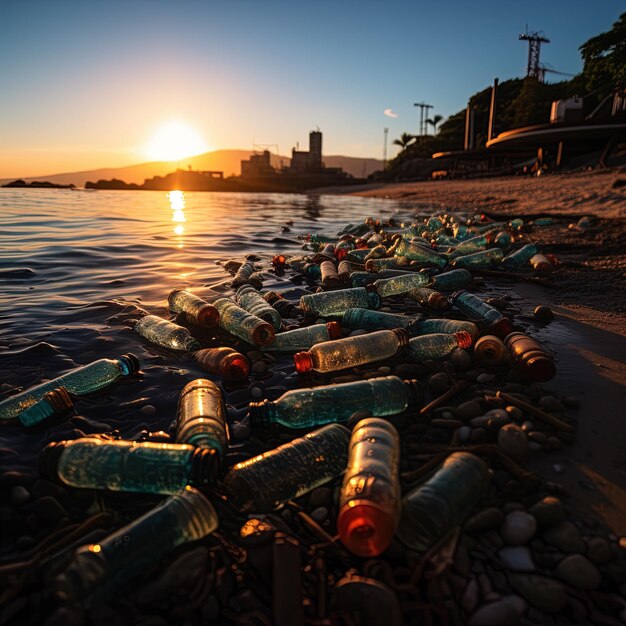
[240,150,276,178]
[290,130,323,172]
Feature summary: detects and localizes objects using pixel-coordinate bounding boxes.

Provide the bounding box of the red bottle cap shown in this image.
[293,351,313,374]
[326,321,342,340]
[338,502,396,557]
[454,331,473,349]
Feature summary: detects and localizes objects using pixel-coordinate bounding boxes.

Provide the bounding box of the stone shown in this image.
[543,521,585,553]
[231,423,251,441]
[308,487,332,510]
[377,366,391,375]
[456,400,483,420]
[539,396,564,413]
[458,426,471,443]
[10,485,30,506]
[529,497,564,527]
[555,554,601,590]
[251,360,268,375]
[140,404,157,416]
[562,396,580,409]
[500,511,537,545]
[505,405,524,421]
[250,386,263,399]
[451,348,473,371]
[310,506,328,523]
[497,424,528,463]
[509,574,568,613]
[527,431,546,444]
[545,436,561,451]
[465,508,504,534]
[462,578,480,614]
[476,373,496,384]
[533,306,554,322]
[26,496,68,524]
[470,428,487,444]
[468,595,527,625]
[427,372,451,394]
[499,546,535,572]
[586,537,614,564]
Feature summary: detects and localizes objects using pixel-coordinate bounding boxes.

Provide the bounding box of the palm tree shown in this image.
[426,114,444,136]
[392,132,416,151]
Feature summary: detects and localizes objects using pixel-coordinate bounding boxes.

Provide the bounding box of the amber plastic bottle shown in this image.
[194,347,250,380]
[505,332,556,381]
[409,287,450,311]
[168,289,220,328]
[338,418,401,557]
[473,335,508,366]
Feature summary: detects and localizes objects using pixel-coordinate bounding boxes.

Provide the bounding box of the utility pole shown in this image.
[414,102,433,137]
[423,104,433,135]
[383,127,389,170]
[519,29,550,81]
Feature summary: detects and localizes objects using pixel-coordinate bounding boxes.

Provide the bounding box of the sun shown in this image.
[145,120,209,161]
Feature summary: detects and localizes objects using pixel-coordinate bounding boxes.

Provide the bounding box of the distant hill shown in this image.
[0,150,383,188]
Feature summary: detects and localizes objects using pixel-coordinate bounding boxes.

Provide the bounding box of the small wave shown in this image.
[0,268,36,279]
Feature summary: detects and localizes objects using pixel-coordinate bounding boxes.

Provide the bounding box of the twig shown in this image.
[496,391,574,433]
[420,380,467,415]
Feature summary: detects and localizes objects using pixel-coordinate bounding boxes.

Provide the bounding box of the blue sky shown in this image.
[0,0,623,176]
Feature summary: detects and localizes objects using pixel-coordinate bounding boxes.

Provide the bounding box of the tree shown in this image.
[392,132,416,151]
[426,114,444,136]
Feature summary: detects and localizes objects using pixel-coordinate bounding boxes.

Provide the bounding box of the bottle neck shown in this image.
[117,353,140,376]
[248,400,274,427]
[402,379,424,407]
[189,447,220,489]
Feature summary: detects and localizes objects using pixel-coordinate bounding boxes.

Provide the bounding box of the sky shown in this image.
[0,0,623,178]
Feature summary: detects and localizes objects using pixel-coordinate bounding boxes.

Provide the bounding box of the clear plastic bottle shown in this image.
[396,452,490,552]
[264,322,342,351]
[40,438,219,494]
[529,253,553,274]
[473,335,508,366]
[505,332,556,382]
[341,308,416,332]
[195,347,250,380]
[451,291,513,338]
[223,424,350,512]
[167,289,220,328]
[213,298,276,346]
[347,248,371,264]
[293,328,409,374]
[449,234,491,258]
[349,271,376,287]
[175,379,229,463]
[364,257,410,272]
[430,269,473,291]
[450,248,504,269]
[373,272,429,297]
[394,239,448,268]
[235,285,282,331]
[248,376,422,429]
[502,244,539,270]
[299,287,380,317]
[231,260,256,287]
[409,287,450,311]
[338,418,400,557]
[19,387,74,428]
[135,315,201,352]
[406,332,472,361]
[0,354,139,422]
[410,318,479,341]
[56,487,218,606]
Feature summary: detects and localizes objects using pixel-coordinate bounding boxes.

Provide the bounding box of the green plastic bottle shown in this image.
[430,269,472,291]
[373,272,429,297]
[135,315,201,352]
[19,387,74,428]
[449,234,491,258]
[364,257,411,271]
[40,438,219,494]
[213,298,276,346]
[223,424,350,512]
[394,239,448,268]
[299,287,380,317]
[264,322,342,351]
[0,354,139,422]
[406,332,472,361]
[56,487,218,607]
[248,376,422,429]
[451,290,513,338]
[235,285,282,331]
[341,308,416,332]
[450,248,504,269]
[167,289,220,328]
[502,243,539,269]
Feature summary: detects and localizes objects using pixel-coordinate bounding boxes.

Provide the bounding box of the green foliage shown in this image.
[392,132,416,150]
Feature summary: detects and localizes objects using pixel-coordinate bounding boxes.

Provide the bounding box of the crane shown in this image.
[537,63,575,83]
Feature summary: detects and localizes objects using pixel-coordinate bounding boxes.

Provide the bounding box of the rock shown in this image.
[11,485,30,506]
[451,348,473,371]
[543,521,585,553]
[377,366,391,375]
[25,496,68,524]
[140,404,156,416]
[462,578,480,614]
[546,436,562,451]
[308,487,332,510]
[527,431,547,444]
[251,360,268,375]
[469,595,527,625]
[470,428,487,444]
[562,396,580,409]
[476,373,496,384]
[533,306,554,322]
[231,422,251,441]
[520,420,534,432]
[539,396,564,413]
[555,554,601,590]
[310,506,328,523]
[499,546,536,572]
[465,508,504,534]
[586,537,614,564]
[497,424,528,463]
[529,497,564,527]
[505,406,524,421]
[509,574,568,613]
[250,386,263,399]
[458,426,471,443]
[528,441,542,453]
[500,511,537,545]
[427,372,450,394]
[456,400,483,420]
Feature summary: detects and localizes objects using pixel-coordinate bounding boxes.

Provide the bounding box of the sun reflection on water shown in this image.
[168,190,186,247]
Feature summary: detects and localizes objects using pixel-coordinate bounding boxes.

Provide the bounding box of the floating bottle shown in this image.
[502,244,539,270]
[224,424,350,512]
[406,332,472,361]
[394,239,448,268]
[167,289,220,328]
[231,260,256,287]
[19,387,74,428]
[135,315,201,352]
[299,287,380,317]
[56,487,218,606]
[175,379,229,462]
[265,322,342,351]
[430,269,473,291]
[396,452,490,552]
[409,287,450,311]
[235,285,282,331]
[365,257,411,272]
[530,253,553,274]
[213,298,276,346]
[410,318,480,341]
[293,329,409,374]
[341,308,416,332]
[450,248,504,269]
[0,354,139,422]
[451,291,512,338]
[473,335,508,366]
[249,376,422,429]
[320,260,341,288]
[505,332,556,382]
[373,272,430,297]
[40,438,219,494]
[195,347,250,380]
[338,418,401,557]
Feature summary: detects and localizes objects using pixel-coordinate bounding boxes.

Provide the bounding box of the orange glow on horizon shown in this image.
[145,121,209,162]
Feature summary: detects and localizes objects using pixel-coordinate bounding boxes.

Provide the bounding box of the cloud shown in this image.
[384,108,398,118]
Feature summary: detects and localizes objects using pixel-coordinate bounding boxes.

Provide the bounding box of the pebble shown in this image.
[527,431,546,444]
[586,537,614,564]
[458,426,472,444]
[308,487,332,510]
[499,546,536,572]
[469,595,527,626]
[16,535,35,551]
[497,424,528,463]
[520,420,534,432]
[456,400,483,420]
[509,574,568,613]
[562,396,580,409]
[427,372,451,394]
[554,554,601,590]
[500,511,537,545]
[250,386,263,399]
[11,485,30,506]
[231,423,251,441]
[533,306,554,322]
[505,405,524,421]
[470,428,487,444]
[546,436,562,451]
[539,396,564,413]
[377,366,391,375]
[529,497,565,527]
[462,578,480,614]
[543,521,585,553]
[465,508,504,534]
[25,496,68,524]
[310,506,328,523]
[251,360,268,375]
[140,404,157,416]
[476,373,496,384]
[451,349,473,371]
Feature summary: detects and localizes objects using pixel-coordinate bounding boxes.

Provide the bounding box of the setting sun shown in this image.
[145,121,209,162]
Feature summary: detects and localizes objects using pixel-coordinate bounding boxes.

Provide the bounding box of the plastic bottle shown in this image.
[410,318,479,341]
[341,308,416,332]
[530,253,553,274]
[493,231,512,249]
[502,244,539,270]
[302,263,321,280]
[451,291,513,338]
[373,272,430,297]
[224,424,351,512]
[264,322,342,351]
[167,289,220,328]
[338,260,352,284]
[338,419,401,557]
[293,329,409,374]
[364,245,387,262]
[248,376,422,429]
[473,335,508,366]
[347,248,371,264]
[40,438,219,494]
[406,332,472,361]
[430,269,473,291]
[450,248,504,269]
[194,347,250,380]
[231,260,256,287]
[365,257,410,272]
[0,354,139,422]
[505,332,556,382]
[394,239,448,268]
[396,452,490,552]
[56,487,218,606]
[135,315,201,352]
[409,287,450,311]
[175,379,229,462]
[263,292,303,319]
[320,260,341,288]
[449,234,491,258]
[19,387,74,428]
[213,298,276,346]
[235,285,282,331]
[299,287,380,317]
